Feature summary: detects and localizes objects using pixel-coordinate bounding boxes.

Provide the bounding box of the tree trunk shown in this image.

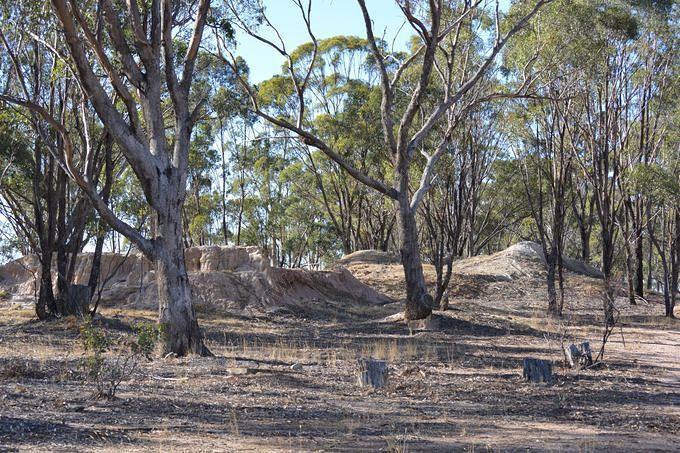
[398,196,432,320]
[634,226,644,298]
[88,143,112,313]
[436,259,453,311]
[156,209,210,356]
[357,358,389,389]
[523,358,553,384]
[601,228,616,326]
[557,250,566,315]
[647,235,654,291]
[55,167,68,316]
[36,258,56,320]
[625,239,637,305]
[671,211,679,318]
[546,251,560,317]
[580,225,591,263]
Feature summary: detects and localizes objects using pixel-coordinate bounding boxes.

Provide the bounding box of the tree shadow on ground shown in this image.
[0,415,140,449]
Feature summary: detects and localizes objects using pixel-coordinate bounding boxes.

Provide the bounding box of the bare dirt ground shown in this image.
[0,254,679,451]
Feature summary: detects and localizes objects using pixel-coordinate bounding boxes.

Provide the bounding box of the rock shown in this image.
[357,358,389,388]
[290,363,303,371]
[523,358,554,384]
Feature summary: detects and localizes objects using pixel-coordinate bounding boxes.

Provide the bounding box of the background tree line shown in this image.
[0,0,677,355]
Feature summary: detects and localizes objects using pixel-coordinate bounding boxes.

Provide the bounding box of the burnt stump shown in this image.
[523,358,554,384]
[357,358,389,389]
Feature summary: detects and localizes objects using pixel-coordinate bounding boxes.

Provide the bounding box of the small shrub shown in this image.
[79,317,161,399]
[0,288,9,300]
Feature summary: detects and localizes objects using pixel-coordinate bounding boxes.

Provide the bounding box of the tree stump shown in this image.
[357,358,388,388]
[63,284,91,317]
[563,341,593,369]
[523,358,553,384]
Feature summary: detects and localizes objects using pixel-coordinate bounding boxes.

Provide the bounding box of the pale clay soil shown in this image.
[0,258,678,452]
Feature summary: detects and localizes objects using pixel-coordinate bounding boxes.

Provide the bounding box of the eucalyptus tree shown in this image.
[0,10,115,319]
[421,108,499,310]
[247,36,395,255]
[510,96,573,317]
[1,0,214,355]
[635,164,680,317]
[219,0,551,320]
[611,4,675,305]
[562,3,645,327]
[211,56,252,245]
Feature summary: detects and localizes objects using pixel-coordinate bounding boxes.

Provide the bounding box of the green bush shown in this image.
[79,317,161,399]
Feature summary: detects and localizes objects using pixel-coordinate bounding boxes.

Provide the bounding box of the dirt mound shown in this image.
[452,241,603,280]
[0,246,391,313]
[271,267,392,306]
[333,249,401,267]
[451,241,546,281]
[336,241,603,302]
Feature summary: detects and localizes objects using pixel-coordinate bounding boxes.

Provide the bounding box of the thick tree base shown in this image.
[161,319,213,357]
[547,308,562,318]
[404,294,434,321]
[63,284,91,317]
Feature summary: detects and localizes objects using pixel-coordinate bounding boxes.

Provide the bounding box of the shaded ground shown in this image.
[0,249,679,451]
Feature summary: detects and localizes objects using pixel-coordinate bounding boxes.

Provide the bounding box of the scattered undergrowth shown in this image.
[78,317,161,399]
[0,270,678,451]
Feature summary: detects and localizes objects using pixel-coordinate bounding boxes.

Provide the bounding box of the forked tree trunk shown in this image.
[398,195,432,320]
[156,206,210,356]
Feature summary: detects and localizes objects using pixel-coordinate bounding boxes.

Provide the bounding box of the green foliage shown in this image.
[629,163,680,202]
[79,317,161,399]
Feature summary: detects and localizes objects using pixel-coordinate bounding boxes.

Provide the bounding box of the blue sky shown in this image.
[233,0,412,82]
[233,0,513,83]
